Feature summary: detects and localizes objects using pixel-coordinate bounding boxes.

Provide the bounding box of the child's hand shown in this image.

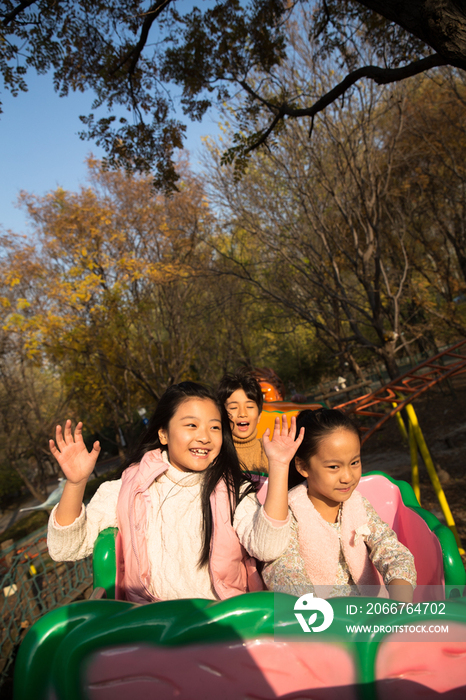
[263,415,304,470]
[49,420,100,486]
[262,415,305,521]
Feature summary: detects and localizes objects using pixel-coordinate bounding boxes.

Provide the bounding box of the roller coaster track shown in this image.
[335,339,466,445]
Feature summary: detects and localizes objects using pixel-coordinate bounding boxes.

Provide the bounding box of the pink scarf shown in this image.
[288,484,386,598]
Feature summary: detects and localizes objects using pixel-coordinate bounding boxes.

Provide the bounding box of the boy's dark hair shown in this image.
[116,381,254,567]
[217,368,264,412]
[288,408,361,489]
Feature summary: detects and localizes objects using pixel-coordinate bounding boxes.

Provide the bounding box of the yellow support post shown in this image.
[408,421,421,505]
[404,402,464,555]
[392,402,408,442]
[392,401,420,504]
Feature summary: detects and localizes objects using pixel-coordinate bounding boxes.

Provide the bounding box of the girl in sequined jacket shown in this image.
[262,409,416,601]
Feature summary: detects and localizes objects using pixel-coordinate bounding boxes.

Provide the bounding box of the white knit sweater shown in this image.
[47,456,290,601]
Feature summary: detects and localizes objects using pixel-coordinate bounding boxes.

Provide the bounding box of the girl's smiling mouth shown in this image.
[190,448,210,456]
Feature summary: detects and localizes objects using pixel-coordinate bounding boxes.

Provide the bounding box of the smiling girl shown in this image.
[47,382,302,603]
[262,408,416,602]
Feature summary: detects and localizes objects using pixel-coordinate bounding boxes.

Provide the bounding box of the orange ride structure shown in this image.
[252,366,286,402]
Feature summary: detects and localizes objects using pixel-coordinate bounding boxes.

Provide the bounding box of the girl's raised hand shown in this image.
[262,415,304,470]
[49,420,100,486]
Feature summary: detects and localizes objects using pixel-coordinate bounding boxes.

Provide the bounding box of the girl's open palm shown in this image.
[49,420,100,485]
[262,415,304,468]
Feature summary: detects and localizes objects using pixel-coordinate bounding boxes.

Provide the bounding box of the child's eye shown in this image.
[328,465,339,470]
[211,425,221,430]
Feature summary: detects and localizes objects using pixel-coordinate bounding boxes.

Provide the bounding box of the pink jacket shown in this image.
[116,449,264,603]
[288,484,386,598]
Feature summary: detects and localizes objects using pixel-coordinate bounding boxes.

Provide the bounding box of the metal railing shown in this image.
[0,526,93,687]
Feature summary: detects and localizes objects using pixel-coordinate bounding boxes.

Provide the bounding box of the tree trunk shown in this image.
[379,344,401,381]
[344,351,365,383]
[11,460,47,503]
[114,425,127,460]
[357,0,466,70]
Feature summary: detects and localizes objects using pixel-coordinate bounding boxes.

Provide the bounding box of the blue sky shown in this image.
[0,71,218,236]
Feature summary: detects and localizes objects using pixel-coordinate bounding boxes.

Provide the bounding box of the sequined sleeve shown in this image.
[362,496,417,588]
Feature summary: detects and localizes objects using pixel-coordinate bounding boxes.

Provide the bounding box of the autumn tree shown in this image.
[0,346,69,501]
[9,160,206,442]
[0,235,71,501]
[205,45,440,380]
[5,159,297,448]
[385,69,466,341]
[2,1,465,187]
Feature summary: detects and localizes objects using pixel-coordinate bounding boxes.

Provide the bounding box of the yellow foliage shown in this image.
[16,298,31,311]
[0,157,221,422]
[6,275,20,287]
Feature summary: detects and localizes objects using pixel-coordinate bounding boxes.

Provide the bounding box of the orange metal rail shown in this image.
[335,339,466,444]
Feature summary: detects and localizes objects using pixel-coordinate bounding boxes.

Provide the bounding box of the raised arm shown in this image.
[262,415,304,521]
[50,420,100,526]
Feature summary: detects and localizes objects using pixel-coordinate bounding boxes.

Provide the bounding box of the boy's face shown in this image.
[225,388,261,440]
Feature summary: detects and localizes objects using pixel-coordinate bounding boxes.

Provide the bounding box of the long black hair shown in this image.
[117,381,254,567]
[288,408,360,489]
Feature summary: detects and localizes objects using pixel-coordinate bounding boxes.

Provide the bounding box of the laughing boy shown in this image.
[217,368,269,474]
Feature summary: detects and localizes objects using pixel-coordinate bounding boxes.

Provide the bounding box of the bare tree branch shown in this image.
[109,0,174,77]
[1,0,37,26]
[241,53,447,155]
[250,53,447,120]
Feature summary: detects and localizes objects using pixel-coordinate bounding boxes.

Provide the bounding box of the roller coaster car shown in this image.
[13,476,466,699]
[13,592,466,700]
[89,472,465,603]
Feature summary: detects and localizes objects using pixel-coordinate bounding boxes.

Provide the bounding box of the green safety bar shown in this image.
[92,526,118,599]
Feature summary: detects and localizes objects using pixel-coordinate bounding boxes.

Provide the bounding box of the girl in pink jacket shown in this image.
[47,381,303,603]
